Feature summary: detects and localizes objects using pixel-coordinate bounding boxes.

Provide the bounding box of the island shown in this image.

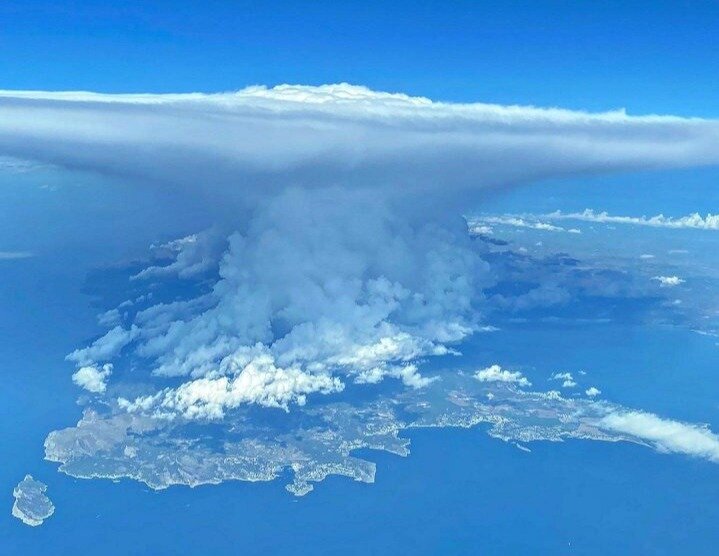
[12,475,55,527]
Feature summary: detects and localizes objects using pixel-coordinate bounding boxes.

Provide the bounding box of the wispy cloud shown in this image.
[545,209,719,230]
[0,155,45,174]
[468,215,581,234]
[475,364,531,387]
[0,251,34,260]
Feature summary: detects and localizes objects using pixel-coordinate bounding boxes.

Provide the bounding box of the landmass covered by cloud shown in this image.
[2,84,719,497]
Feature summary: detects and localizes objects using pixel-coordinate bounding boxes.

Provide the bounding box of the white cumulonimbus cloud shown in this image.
[2,83,718,417]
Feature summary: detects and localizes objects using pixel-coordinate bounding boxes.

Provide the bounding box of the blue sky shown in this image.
[1,0,718,115]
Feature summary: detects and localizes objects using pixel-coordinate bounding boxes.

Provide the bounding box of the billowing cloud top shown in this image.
[1,83,718,195]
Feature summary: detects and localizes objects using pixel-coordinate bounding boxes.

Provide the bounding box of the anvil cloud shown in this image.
[2,83,718,416]
[1,83,718,196]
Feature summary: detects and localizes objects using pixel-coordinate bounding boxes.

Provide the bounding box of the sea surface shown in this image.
[3,165,719,554]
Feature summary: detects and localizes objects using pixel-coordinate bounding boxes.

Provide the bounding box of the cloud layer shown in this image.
[1,83,718,200]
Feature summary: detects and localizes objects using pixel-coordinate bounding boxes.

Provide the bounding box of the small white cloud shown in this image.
[475,364,531,387]
[394,364,439,389]
[468,223,493,235]
[541,390,563,400]
[599,410,719,463]
[551,372,577,388]
[585,386,601,397]
[72,364,113,393]
[652,275,685,287]
[355,363,437,389]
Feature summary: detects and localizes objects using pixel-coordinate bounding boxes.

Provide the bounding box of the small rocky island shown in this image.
[12,475,54,527]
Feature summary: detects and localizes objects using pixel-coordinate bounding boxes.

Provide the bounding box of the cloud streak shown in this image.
[545,209,719,230]
[600,410,719,462]
[0,251,34,260]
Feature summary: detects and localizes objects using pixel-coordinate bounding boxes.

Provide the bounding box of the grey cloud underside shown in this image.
[0,84,718,195]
